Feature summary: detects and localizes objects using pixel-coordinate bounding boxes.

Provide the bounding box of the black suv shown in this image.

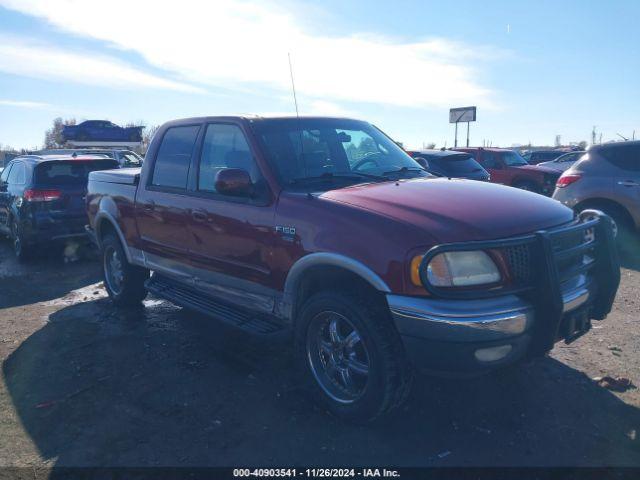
[0,154,119,260]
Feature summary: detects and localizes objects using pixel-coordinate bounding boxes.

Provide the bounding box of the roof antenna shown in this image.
[288,52,307,180]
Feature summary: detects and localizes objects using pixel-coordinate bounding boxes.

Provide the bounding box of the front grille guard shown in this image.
[418,210,620,354]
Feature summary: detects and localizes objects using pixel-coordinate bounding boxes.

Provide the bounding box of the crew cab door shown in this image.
[185,122,276,314]
[135,124,201,273]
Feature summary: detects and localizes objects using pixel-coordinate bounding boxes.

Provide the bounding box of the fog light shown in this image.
[474,345,513,362]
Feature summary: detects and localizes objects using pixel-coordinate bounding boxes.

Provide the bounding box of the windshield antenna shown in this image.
[288,52,307,180]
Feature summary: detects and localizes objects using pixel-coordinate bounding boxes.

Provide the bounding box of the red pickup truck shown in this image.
[86,116,620,421]
[455,147,562,195]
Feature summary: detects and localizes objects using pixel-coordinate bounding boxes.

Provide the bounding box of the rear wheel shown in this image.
[11,219,32,262]
[101,233,149,306]
[294,291,412,422]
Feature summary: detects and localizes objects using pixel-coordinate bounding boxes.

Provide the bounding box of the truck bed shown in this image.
[89,167,141,185]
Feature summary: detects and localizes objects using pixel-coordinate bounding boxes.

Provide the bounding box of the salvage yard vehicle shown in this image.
[455,147,561,195]
[0,154,119,260]
[62,120,143,142]
[553,141,640,239]
[406,149,490,181]
[86,116,620,422]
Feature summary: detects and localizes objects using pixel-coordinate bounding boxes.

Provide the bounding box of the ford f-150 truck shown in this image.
[86,116,620,422]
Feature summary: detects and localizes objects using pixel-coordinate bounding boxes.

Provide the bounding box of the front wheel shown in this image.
[101,233,149,306]
[294,291,412,422]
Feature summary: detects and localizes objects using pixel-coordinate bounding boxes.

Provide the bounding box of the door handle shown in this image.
[191,209,208,222]
[618,180,640,187]
[143,201,155,211]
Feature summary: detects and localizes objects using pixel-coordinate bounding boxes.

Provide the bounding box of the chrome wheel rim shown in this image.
[104,246,124,295]
[306,311,370,404]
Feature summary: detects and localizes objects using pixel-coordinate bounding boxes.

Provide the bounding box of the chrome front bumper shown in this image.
[388,275,592,343]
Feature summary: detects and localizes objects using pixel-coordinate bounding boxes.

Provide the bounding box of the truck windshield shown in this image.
[503,151,528,166]
[251,118,428,188]
[34,160,119,186]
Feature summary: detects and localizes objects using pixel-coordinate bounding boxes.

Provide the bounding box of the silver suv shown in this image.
[553,141,639,238]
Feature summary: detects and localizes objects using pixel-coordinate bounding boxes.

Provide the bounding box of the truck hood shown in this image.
[319,178,573,243]
[517,164,562,176]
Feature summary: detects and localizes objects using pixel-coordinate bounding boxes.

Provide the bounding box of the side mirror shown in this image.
[414,157,429,169]
[215,168,253,197]
[0,183,7,192]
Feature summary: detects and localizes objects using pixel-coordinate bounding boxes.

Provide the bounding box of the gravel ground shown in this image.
[0,239,638,468]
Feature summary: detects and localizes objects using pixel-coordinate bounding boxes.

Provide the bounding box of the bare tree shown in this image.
[43,117,77,148]
[141,125,159,153]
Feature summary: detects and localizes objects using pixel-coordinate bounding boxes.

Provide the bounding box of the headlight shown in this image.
[411,251,501,287]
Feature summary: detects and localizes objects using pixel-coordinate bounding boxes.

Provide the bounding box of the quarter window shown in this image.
[198,124,259,193]
[601,145,640,172]
[151,125,200,189]
[0,164,12,183]
[7,162,26,184]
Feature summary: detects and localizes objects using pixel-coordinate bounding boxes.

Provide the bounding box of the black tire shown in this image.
[294,290,412,422]
[11,219,32,262]
[513,180,539,193]
[101,233,149,306]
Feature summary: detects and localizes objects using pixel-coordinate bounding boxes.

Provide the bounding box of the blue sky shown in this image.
[0,0,638,150]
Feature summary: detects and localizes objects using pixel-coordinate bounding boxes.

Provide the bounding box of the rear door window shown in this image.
[35,160,119,186]
[601,144,640,172]
[151,125,200,189]
[1,164,13,183]
[481,151,500,168]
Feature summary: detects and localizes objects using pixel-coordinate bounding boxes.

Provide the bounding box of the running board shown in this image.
[146,275,287,335]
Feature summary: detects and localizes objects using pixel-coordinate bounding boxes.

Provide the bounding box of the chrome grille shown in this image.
[504,244,533,285]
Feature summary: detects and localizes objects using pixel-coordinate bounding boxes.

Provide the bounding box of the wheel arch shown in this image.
[94,210,132,263]
[574,197,636,229]
[279,253,391,323]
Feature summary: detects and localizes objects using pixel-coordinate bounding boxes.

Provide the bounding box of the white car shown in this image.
[538,151,585,172]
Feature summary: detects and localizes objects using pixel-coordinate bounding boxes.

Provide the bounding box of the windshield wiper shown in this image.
[382,166,425,177]
[290,171,386,185]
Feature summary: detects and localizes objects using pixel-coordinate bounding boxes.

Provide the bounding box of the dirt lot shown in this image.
[0,239,638,468]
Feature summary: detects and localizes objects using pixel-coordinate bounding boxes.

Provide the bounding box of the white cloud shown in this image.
[0,0,500,108]
[0,99,51,108]
[0,36,204,93]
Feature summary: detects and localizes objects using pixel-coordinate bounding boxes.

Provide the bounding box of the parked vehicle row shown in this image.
[85,115,620,422]
[33,148,143,167]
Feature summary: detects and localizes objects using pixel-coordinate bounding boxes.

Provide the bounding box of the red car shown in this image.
[455,147,561,196]
[86,116,619,421]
